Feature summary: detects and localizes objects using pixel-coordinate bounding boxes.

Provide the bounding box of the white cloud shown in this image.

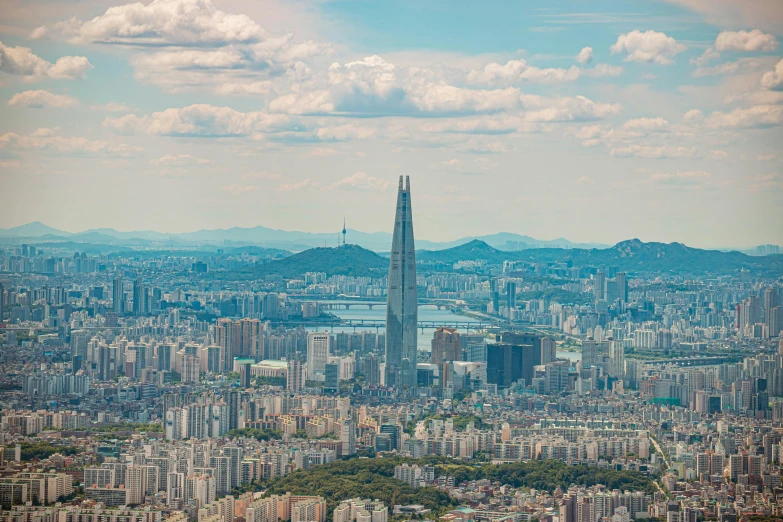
[35,0,264,46]
[622,117,669,131]
[610,30,686,65]
[8,89,77,108]
[221,183,260,195]
[610,144,697,159]
[649,170,710,186]
[0,41,92,81]
[329,172,392,191]
[761,59,783,90]
[103,104,301,137]
[0,128,141,156]
[34,0,331,94]
[583,64,624,77]
[467,59,580,85]
[315,124,376,141]
[215,81,273,96]
[702,105,783,128]
[150,154,212,166]
[278,179,314,191]
[715,30,777,52]
[693,57,765,77]
[576,47,593,65]
[519,94,621,122]
[421,116,542,135]
[692,31,777,76]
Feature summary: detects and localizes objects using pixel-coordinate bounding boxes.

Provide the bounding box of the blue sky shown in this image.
[1,0,782,248]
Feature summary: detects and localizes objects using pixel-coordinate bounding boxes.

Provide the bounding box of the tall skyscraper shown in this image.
[594,270,606,300]
[506,281,517,310]
[133,277,147,316]
[616,272,628,302]
[385,175,417,389]
[112,275,124,315]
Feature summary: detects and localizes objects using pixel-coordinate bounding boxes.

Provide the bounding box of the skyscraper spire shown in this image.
[386,176,417,389]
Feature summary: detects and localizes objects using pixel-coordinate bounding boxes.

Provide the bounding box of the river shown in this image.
[305,304,580,362]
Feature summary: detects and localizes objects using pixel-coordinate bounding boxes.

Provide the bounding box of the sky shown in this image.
[0,0,782,249]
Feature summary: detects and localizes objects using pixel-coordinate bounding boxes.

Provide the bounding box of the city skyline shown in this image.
[1,1,783,248]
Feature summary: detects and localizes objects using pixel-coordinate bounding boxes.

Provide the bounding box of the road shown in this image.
[649,435,670,498]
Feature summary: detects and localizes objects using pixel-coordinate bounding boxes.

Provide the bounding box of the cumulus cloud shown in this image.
[519,94,621,122]
[0,128,141,156]
[610,144,697,159]
[467,59,580,85]
[33,0,330,94]
[693,57,765,77]
[0,41,92,81]
[278,179,314,191]
[583,64,624,77]
[150,154,212,166]
[215,82,273,96]
[622,117,669,131]
[715,30,777,52]
[649,170,711,186]
[761,58,783,90]
[702,105,783,128]
[610,30,686,65]
[34,0,264,46]
[576,47,593,65]
[421,116,542,135]
[692,30,777,74]
[329,172,392,191]
[103,104,302,137]
[315,124,376,141]
[8,90,77,108]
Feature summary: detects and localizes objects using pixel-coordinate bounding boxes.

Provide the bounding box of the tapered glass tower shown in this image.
[385,175,417,388]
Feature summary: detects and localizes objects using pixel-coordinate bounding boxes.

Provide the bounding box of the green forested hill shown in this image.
[246,457,654,520]
[227,244,388,279]
[259,458,457,518]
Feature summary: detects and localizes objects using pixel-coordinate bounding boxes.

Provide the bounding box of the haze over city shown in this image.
[2,1,783,248]
[2,4,783,522]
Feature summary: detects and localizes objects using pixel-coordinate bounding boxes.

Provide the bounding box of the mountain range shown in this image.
[419,239,783,276]
[0,221,607,251]
[211,239,783,279]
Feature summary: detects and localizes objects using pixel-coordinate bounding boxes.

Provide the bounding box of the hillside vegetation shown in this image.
[246,457,654,520]
[419,239,783,276]
[227,244,388,279]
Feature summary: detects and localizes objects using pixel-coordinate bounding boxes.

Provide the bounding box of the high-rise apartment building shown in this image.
[385,176,417,389]
[112,276,124,315]
[287,359,304,392]
[430,327,461,365]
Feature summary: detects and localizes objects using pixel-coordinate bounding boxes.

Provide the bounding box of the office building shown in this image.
[385,176,417,388]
